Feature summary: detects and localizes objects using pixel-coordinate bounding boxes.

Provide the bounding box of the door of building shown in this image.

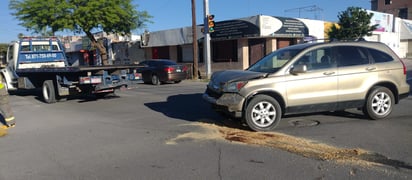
[249,39,265,66]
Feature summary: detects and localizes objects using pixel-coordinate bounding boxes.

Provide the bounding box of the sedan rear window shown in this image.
[161,61,177,65]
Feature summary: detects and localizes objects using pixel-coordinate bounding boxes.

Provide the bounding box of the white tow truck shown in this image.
[1,37,141,103]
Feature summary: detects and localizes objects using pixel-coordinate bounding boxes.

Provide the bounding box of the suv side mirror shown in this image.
[290,64,307,75]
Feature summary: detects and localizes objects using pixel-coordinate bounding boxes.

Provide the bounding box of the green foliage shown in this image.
[0,44,7,62]
[70,0,152,35]
[0,44,7,52]
[9,0,73,35]
[327,7,378,40]
[0,44,7,55]
[9,0,152,64]
[9,0,152,36]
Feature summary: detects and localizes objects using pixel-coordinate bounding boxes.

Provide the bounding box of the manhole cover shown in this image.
[288,119,320,127]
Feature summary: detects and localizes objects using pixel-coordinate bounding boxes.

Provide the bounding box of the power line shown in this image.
[284,5,324,20]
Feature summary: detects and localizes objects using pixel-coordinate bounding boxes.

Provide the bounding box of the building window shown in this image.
[371,0,377,10]
[212,40,238,62]
[384,0,391,5]
[399,8,408,19]
[152,46,169,59]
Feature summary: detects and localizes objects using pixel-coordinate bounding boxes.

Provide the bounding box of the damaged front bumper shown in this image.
[202,92,245,118]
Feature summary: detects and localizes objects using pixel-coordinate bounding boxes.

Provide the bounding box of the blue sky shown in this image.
[0,0,371,43]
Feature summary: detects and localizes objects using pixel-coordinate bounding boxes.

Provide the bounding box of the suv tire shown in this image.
[245,95,282,131]
[363,86,394,120]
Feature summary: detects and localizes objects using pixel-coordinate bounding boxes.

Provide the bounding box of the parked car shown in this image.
[203,40,410,132]
[137,59,188,85]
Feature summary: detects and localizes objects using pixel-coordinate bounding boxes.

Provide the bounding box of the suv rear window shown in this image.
[368,48,393,63]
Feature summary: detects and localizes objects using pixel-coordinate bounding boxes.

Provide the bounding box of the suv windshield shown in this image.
[247,45,305,73]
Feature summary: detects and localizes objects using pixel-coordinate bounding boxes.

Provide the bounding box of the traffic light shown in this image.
[207,14,215,33]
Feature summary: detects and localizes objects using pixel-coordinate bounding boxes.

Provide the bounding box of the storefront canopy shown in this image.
[142,27,204,47]
[142,15,310,47]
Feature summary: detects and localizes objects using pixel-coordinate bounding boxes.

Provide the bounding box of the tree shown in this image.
[327,7,378,41]
[0,44,7,55]
[0,44,7,65]
[17,33,24,39]
[9,0,72,35]
[9,0,152,65]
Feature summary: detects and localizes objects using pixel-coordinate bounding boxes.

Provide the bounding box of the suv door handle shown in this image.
[323,71,335,75]
[366,67,376,71]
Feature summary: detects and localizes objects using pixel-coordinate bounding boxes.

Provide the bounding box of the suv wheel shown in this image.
[363,86,394,120]
[245,95,282,131]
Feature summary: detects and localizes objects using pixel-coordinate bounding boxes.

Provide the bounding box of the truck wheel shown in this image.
[42,80,57,104]
[363,86,394,120]
[245,95,282,132]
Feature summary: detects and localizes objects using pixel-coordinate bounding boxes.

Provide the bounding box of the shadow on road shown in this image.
[144,93,380,131]
[9,89,121,104]
[144,93,248,130]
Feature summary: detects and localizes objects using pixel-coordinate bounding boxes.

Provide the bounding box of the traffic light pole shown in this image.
[203,0,212,79]
[191,0,198,80]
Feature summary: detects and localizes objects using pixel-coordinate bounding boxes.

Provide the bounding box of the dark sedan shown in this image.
[137,59,188,85]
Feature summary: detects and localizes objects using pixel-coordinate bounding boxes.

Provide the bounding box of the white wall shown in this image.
[298,18,325,41]
[400,41,408,58]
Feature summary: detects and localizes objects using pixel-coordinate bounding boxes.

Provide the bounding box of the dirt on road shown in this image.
[167,122,412,171]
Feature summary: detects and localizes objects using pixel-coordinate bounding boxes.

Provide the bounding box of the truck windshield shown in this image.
[247,47,302,73]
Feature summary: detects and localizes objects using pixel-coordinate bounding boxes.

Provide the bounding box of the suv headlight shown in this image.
[223,81,247,92]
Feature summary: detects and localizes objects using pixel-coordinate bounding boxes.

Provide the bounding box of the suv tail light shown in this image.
[400,59,407,75]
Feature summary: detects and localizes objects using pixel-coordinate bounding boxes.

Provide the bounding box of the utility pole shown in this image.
[203,0,212,79]
[191,0,199,79]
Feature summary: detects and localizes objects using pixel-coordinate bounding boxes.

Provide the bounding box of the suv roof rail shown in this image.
[302,37,367,44]
[328,38,367,42]
[301,37,329,43]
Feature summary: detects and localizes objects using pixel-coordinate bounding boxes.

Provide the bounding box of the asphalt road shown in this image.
[0,64,411,179]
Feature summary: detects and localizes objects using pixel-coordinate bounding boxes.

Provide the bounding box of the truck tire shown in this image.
[42,80,57,104]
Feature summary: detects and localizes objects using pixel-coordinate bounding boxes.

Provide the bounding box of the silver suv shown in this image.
[203,41,410,131]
